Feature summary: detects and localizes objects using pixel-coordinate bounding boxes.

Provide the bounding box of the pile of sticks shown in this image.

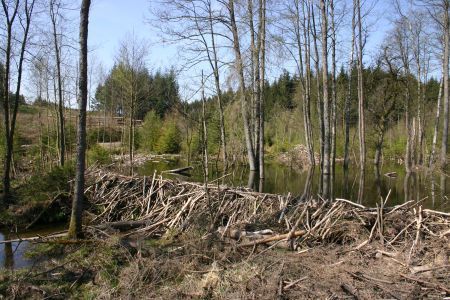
[85,169,450,250]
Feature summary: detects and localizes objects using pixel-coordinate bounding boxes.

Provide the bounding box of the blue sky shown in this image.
[89,0,176,70]
[78,0,403,100]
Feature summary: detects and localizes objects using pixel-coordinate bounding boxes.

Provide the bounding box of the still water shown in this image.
[137,158,449,212]
[0,225,65,269]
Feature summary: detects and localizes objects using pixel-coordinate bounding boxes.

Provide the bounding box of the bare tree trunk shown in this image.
[344,2,356,171]
[229,0,257,171]
[356,0,366,171]
[302,0,315,166]
[320,0,330,199]
[258,0,266,179]
[429,76,443,167]
[330,0,337,198]
[441,0,449,168]
[405,85,413,172]
[129,84,135,175]
[311,2,324,177]
[1,0,22,203]
[247,0,259,166]
[50,0,66,166]
[206,2,228,170]
[201,71,208,182]
[416,63,424,165]
[68,0,91,239]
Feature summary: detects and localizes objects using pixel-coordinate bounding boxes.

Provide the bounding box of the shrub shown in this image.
[139,111,162,153]
[18,164,75,204]
[88,144,112,165]
[156,121,182,154]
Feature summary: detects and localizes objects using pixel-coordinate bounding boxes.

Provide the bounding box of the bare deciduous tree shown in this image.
[68,0,91,239]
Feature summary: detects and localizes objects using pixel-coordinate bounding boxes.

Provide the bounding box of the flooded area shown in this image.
[137,158,450,212]
[0,225,66,269]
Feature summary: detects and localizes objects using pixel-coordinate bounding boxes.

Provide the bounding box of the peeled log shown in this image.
[238,230,306,247]
[162,166,193,175]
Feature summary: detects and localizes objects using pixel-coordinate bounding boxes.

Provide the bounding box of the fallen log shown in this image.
[162,166,193,175]
[95,219,153,231]
[0,232,67,244]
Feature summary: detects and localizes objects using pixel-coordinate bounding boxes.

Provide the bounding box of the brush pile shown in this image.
[85,169,450,251]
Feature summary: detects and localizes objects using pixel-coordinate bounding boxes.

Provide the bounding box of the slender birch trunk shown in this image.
[207,3,228,170]
[344,1,356,171]
[356,0,366,171]
[441,0,449,168]
[229,0,257,171]
[50,1,66,166]
[258,0,266,178]
[330,0,337,198]
[320,0,330,199]
[311,2,324,176]
[429,75,443,167]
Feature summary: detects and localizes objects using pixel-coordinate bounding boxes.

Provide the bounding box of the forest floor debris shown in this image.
[1,168,449,299]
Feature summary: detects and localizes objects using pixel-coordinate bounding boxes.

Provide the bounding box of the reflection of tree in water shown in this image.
[357,170,365,204]
[403,172,415,203]
[4,240,13,269]
[374,165,382,200]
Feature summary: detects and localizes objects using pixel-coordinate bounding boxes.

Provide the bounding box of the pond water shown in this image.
[137,158,450,212]
[0,225,66,270]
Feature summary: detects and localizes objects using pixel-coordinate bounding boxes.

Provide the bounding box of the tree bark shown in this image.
[68,0,91,239]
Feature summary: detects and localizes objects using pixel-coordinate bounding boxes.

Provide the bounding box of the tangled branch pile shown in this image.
[85,169,450,252]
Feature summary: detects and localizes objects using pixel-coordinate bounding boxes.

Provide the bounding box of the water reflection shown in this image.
[137,159,450,211]
[356,169,364,204]
[4,241,13,269]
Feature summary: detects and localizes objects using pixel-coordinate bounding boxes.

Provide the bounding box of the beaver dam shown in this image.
[2,169,450,299]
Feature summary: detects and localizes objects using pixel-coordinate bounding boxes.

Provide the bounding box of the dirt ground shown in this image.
[1,229,448,299]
